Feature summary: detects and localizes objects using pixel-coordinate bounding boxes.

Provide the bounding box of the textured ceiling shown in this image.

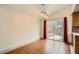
[0,4,73,16]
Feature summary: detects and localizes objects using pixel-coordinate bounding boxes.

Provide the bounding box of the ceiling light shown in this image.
[40,4,48,19]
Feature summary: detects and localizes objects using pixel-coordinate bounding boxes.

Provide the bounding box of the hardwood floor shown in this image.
[6,39,71,54]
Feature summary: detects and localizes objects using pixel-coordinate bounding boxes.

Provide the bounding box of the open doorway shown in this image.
[47,19,64,41]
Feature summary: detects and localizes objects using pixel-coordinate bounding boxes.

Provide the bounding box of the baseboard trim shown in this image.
[0,39,39,54]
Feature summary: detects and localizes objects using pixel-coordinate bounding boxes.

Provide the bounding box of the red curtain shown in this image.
[63,17,68,44]
[44,20,47,39]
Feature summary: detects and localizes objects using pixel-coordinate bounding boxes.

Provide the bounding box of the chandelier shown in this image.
[40,4,48,19]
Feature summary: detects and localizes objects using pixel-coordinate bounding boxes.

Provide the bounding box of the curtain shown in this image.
[63,17,68,44]
[44,20,47,39]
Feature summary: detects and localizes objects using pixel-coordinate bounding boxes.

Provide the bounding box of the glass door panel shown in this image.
[47,19,64,41]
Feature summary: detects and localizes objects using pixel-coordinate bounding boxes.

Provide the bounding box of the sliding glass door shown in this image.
[47,19,64,41]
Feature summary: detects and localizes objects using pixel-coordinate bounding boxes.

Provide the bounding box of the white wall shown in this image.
[40,18,44,38]
[0,6,40,53]
[49,6,73,43]
[67,16,72,43]
[74,4,79,12]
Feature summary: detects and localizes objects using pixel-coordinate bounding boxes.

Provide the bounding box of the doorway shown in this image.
[47,19,64,41]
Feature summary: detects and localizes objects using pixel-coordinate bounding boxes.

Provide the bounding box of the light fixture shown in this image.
[40,4,48,19]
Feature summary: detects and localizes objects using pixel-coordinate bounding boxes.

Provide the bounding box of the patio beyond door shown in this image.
[47,19,64,41]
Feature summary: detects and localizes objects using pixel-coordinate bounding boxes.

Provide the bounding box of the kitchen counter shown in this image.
[72,32,79,36]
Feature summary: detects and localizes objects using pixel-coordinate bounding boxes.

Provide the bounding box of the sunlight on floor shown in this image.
[47,35,63,41]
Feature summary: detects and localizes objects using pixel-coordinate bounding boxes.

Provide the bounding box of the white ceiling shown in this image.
[0,4,73,16]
